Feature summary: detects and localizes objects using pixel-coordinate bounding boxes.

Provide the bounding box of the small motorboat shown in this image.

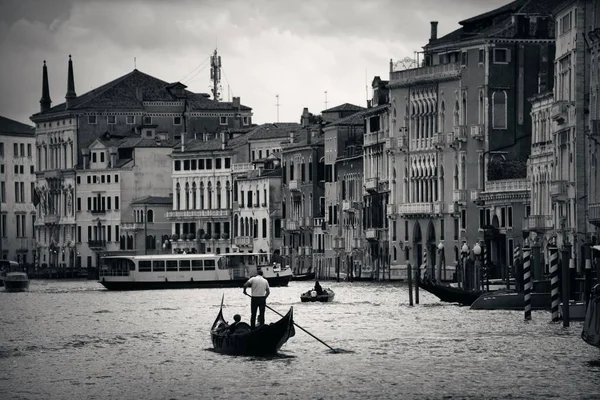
[582,284,600,349]
[3,272,30,292]
[210,298,295,356]
[300,288,335,303]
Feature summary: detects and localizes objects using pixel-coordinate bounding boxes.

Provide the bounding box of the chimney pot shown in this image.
[232,97,240,109]
[430,21,438,41]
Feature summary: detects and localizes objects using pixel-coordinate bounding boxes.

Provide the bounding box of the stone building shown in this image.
[589,26,600,242]
[30,56,251,271]
[388,0,557,280]
[0,116,36,265]
[363,77,391,280]
[281,113,325,275]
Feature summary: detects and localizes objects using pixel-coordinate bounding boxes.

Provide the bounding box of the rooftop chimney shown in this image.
[301,107,310,128]
[232,96,240,109]
[40,60,51,112]
[65,55,76,109]
[430,21,438,41]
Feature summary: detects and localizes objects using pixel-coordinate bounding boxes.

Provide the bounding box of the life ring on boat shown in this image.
[310,290,317,298]
[165,278,168,282]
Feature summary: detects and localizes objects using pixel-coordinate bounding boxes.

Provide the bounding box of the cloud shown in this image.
[0,0,512,125]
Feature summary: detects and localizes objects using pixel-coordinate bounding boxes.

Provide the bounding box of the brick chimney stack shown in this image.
[430,21,438,41]
[301,107,310,128]
[40,60,51,112]
[65,55,77,109]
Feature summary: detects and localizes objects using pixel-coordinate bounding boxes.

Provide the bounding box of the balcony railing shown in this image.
[470,124,484,140]
[432,132,446,148]
[90,209,106,215]
[284,220,299,231]
[485,179,530,193]
[386,204,396,218]
[470,189,481,203]
[433,202,444,215]
[352,238,363,249]
[121,222,143,231]
[525,215,553,231]
[453,125,467,143]
[589,203,600,225]
[288,180,300,191]
[232,163,253,173]
[234,236,253,246]
[44,214,60,224]
[332,237,345,250]
[365,177,379,192]
[88,240,106,249]
[452,189,467,203]
[389,62,461,86]
[550,180,569,201]
[166,209,230,219]
[365,228,378,240]
[364,131,386,147]
[397,203,433,215]
[551,100,568,124]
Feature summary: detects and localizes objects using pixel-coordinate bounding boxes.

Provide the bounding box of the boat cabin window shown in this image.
[191,260,203,271]
[139,260,151,272]
[152,260,166,272]
[179,260,191,271]
[166,260,178,271]
[100,258,135,276]
[204,259,215,270]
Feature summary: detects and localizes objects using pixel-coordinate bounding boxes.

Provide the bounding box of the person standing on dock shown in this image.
[243,270,270,329]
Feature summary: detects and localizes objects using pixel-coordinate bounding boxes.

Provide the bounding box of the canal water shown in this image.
[1,280,599,399]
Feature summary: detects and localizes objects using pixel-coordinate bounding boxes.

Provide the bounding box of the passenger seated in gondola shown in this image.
[314,280,323,296]
[228,314,242,333]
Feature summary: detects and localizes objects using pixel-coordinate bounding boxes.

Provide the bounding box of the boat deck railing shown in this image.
[100,270,130,277]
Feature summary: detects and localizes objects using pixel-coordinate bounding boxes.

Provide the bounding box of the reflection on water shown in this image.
[1,280,599,399]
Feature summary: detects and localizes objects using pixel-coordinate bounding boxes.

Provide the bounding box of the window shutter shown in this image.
[506,49,511,63]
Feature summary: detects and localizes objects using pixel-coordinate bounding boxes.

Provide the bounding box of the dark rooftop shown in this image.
[321,103,365,114]
[131,196,173,206]
[0,115,35,136]
[31,69,251,119]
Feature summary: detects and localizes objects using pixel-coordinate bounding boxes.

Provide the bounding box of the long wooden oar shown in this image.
[244,293,342,353]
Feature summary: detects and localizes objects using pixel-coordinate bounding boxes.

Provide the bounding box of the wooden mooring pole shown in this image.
[407,263,413,306]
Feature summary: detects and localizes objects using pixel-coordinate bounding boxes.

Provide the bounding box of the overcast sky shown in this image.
[0,0,511,126]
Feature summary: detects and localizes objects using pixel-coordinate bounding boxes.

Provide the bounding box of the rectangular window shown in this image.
[1,215,5,237]
[179,260,191,271]
[27,144,32,157]
[87,175,91,184]
[173,116,182,125]
[216,158,222,169]
[107,175,111,184]
[107,197,111,210]
[115,196,119,210]
[478,49,484,64]
[493,48,509,64]
[1,181,5,203]
[492,90,507,129]
[107,115,116,124]
[30,165,34,174]
[115,174,119,183]
[219,116,227,125]
[77,226,81,242]
[500,207,506,227]
[242,116,249,125]
[87,226,92,241]
[152,260,166,272]
[100,152,105,163]
[174,160,181,171]
[560,12,572,35]
[31,182,35,202]
[191,260,203,271]
[87,197,92,210]
[440,219,445,240]
[206,159,212,169]
[143,116,152,125]
[404,220,409,241]
[88,115,97,124]
[107,225,112,242]
[461,51,467,67]
[92,152,97,163]
[508,206,513,227]
[139,261,152,272]
[126,115,135,124]
[204,260,216,270]
[453,218,459,240]
[479,208,485,229]
[166,260,178,271]
[77,197,81,211]
[225,158,231,168]
[14,143,18,156]
[461,209,466,230]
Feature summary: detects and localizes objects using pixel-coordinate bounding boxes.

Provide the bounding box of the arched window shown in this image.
[461,92,467,125]
[176,182,181,210]
[254,219,258,238]
[478,90,485,124]
[439,101,445,132]
[200,182,205,209]
[192,182,197,209]
[216,181,222,209]
[207,182,212,209]
[234,215,239,236]
[185,182,190,210]
[226,181,231,209]
[492,90,507,129]
[147,209,154,223]
[262,218,267,238]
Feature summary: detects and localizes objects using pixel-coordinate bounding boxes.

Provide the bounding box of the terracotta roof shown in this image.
[325,110,368,127]
[131,196,173,205]
[426,0,558,49]
[0,115,35,136]
[176,123,300,153]
[321,103,366,113]
[31,69,251,118]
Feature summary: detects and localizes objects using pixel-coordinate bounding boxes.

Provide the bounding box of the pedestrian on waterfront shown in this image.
[243,270,270,329]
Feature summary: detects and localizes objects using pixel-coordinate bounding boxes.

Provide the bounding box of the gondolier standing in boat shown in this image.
[243,270,270,329]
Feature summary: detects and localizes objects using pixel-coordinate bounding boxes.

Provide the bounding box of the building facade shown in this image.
[363,78,391,280]
[388,2,557,281]
[0,116,36,265]
[122,196,173,254]
[589,27,600,240]
[30,56,252,271]
[281,118,325,275]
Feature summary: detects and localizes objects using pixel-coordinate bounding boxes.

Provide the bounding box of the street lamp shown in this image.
[437,241,444,282]
[473,242,482,291]
[460,243,469,289]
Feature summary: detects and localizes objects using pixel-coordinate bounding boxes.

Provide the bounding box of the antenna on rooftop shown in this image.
[365,69,369,105]
[324,91,328,110]
[210,48,222,101]
[276,94,280,123]
[134,57,137,69]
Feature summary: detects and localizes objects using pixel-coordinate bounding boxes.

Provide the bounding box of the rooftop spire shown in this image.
[40,60,51,112]
[65,54,76,108]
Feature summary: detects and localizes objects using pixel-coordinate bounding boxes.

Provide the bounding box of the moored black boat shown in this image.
[582,284,600,349]
[292,271,315,281]
[418,278,482,306]
[210,299,295,356]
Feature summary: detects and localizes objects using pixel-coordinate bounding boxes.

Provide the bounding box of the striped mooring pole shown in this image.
[483,244,489,291]
[523,246,532,321]
[549,246,560,322]
[422,248,428,278]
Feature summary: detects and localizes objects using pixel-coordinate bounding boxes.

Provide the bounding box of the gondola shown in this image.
[300,288,335,303]
[210,298,295,356]
[582,284,600,349]
[418,278,482,306]
[292,271,315,281]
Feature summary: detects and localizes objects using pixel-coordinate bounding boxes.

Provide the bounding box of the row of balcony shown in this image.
[166,209,230,220]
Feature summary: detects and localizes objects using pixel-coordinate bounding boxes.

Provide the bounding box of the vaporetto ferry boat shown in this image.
[99,253,292,291]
